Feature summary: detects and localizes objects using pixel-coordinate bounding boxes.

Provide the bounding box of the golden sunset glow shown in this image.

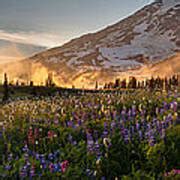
[0,1,179,179]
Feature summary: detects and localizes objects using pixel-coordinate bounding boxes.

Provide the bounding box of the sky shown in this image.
[0,0,154,48]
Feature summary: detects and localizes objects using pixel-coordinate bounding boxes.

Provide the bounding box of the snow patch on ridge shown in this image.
[99,47,143,68]
[162,0,179,7]
[66,49,95,67]
[157,0,180,15]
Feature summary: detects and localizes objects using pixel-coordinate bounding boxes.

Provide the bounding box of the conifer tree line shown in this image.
[1,73,179,100]
[103,75,179,90]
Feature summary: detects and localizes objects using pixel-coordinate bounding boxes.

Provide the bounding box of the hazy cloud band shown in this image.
[0,29,63,48]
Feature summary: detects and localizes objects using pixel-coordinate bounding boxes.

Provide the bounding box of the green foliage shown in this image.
[146,125,180,175]
[0,90,179,179]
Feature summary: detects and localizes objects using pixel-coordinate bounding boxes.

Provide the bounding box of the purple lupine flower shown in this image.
[24,153,29,161]
[122,128,129,144]
[67,121,73,127]
[149,136,155,146]
[167,114,173,125]
[140,110,145,116]
[40,161,47,170]
[132,105,136,117]
[94,130,99,139]
[164,115,171,128]
[49,163,54,173]
[87,133,94,153]
[147,123,151,130]
[139,130,143,140]
[94,140,101,157]
[153,118,157,124]
[30,165,35,177]
[171,101,178,112]
[0,131,3,138]
[121,109,126,121]
[68,134,73,143]
[113,110,117,120]
[40,158,46,166]
[124,134,129,144]
[102,123,109,138]
[39,154,46,168]
[110,121,116,133]
[54,150,60,158]
[20,166,28,178]
[101,176,106,180]
[160,108,164,114]
[136,122,140,131]
[35,153,39,160]
[128,109,132,118]
[5,165,11,171]
[48,153,54,161]
[161,121,165,129]
[163,102,168,110]
[54,163,61,172]
[78,119,82,126]
[145,131,150,140]
[26,161,31,168]
[86,169,93,177]
[7,153,13,161]
[104,122,108,128]
[103,129,108,137]
[22,144,29,152]
[156,120,160,130]
[39,154,45,160]
[131,126,135,135]
[54,118,59,125]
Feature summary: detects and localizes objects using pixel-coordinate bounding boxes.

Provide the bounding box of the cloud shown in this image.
[0,29,64,48]
[148,0,155,3]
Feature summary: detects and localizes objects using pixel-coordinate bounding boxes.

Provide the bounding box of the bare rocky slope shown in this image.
[123,53,180,80]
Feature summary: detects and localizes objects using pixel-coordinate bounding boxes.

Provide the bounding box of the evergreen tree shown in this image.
[16,80,19,86]
[95,81,98,90]
[2,73,9,101]
[30,81,34,87]
[46,73,55,87]
[121,79,126,89]
[114,79,120,89]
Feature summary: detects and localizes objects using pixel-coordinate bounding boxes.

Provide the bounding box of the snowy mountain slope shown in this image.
[28,0,179,69]
[1,0,180,88]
